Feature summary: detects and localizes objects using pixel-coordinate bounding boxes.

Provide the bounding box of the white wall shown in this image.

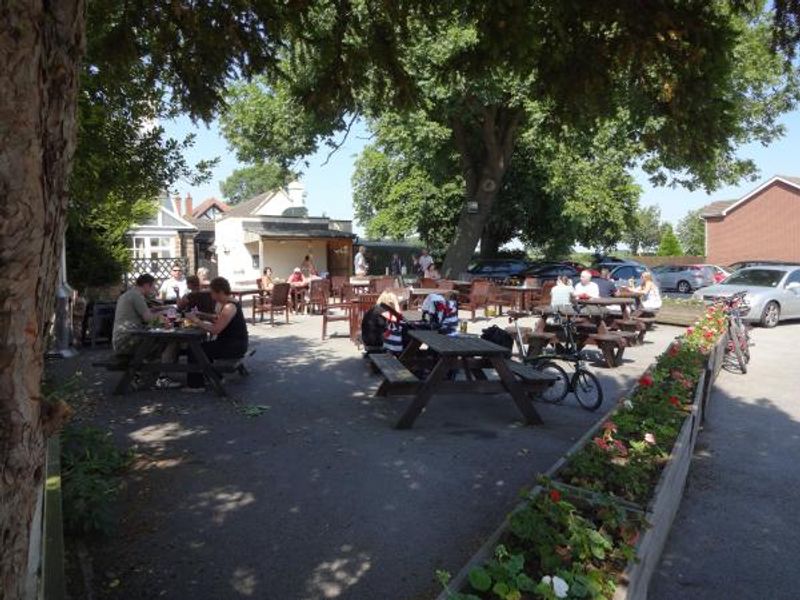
[262,240,329,280]
[215,218,259,285]
[254,186,304,217]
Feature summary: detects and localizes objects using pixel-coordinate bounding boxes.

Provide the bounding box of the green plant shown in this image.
[61,426,132,537]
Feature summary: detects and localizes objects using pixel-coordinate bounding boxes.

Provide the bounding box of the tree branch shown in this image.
[321,112,359,166]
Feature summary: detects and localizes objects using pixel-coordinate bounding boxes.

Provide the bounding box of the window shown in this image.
[251,254,260,270]
[725,269,786,288]
[131,236,173,259]
[784,269,800,286]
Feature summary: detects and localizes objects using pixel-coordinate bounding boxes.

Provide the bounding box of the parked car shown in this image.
[650,264,716,293]
[520,262,580,282]
[594,259,647,274]
[466,258,532,282]
[727,260,800,272]
[707,264,731,283]
[693,265,800,327]
[607,263,650,286]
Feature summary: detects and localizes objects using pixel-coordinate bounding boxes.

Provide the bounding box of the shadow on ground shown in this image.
[50,315,683,600]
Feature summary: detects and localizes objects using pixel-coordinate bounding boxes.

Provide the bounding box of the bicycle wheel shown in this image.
[727,325,748,374]
[573,368,603,411]
[529,359,569,404]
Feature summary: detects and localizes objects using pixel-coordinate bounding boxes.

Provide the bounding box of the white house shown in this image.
[128,191,197,261]
[215,181,354,284]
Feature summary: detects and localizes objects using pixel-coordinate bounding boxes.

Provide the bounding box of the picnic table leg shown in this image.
[188,340,227,397]
[490,356,543,425]
[113,337,156,395]
[395,356,453,430]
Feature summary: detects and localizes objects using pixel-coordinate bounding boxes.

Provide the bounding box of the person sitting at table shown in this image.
[573,270,600,300]
[287,267,306,285]
[594,268,617,298]
[361,290,403,353]
[159,263,188,301]
[185,277,249,390]
[633,271,662,311]
[112,273,181,389]
[550,275,574,308]
[426,262,442,280]
[260,266,275,292]
[178,275,216,314]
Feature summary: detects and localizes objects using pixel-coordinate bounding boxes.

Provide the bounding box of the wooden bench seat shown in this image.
[505,360,558,383]
[635,316,658,330]
[370,353,420,396]
[582,333,626,368]
[527,331,558,356]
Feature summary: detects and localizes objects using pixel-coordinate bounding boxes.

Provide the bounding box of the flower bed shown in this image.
[437,307,729,600]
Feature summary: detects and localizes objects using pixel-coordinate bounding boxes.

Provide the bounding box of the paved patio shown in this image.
[59,312,683,600]
[651,322,800,600]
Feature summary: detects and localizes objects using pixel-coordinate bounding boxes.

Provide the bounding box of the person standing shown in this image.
[418,249,433,274]
[354,245,369,276]
[301,254,318,277]
[389,253,403,276]
[159,263,188,301]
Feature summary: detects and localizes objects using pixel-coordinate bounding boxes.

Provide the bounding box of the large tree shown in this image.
[220,2,798,277]
[677,208,706,256]
[0,1,299,595]
[624,206,663,255]
[351,113,641,256]
[220,162,293,205]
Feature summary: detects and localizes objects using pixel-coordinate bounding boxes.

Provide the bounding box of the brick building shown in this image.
[701,175,800,266]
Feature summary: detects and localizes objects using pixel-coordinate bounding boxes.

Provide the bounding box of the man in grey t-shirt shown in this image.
[112,274,180,389]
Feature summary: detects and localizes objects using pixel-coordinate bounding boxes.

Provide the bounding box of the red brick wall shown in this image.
[706,181,800,266]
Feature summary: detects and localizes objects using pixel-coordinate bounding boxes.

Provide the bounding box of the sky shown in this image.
[163,107,800,231]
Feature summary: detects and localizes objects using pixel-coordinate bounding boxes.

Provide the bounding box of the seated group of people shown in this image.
[550,269,661,311]
[112,269,248,391]
[260,255,325,292]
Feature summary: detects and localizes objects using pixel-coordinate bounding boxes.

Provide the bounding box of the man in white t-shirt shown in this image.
[418,249,433,274]
[573,270,600,299]
[354,246,369,276]
[159,264,189,301]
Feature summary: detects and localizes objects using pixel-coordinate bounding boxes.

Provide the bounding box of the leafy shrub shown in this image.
[61,426,132,537]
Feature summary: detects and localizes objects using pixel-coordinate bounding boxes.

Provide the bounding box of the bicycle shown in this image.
[710,290,751,374]
[508,308,603,411]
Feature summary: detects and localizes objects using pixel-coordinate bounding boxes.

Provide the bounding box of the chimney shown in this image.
[184,193,193,217]
[287,180,305,206]
[172,194,182,216]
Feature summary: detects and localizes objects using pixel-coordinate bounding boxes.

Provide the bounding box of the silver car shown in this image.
[652,264,716,293]
[693,266,800,327]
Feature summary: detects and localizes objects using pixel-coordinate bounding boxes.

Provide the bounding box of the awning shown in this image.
[242,223,355,244]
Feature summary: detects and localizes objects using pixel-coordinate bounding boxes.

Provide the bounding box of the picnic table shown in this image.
[501,284,542,311]
[372,329,553,429]
[111,328,227,396]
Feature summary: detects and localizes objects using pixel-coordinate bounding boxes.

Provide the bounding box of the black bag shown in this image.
[361,306,388,348]
[481,325,514,350]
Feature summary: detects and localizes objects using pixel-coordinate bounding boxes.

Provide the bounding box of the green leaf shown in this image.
[468,567,492,592]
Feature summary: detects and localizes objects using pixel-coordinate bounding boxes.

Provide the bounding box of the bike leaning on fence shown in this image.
[710,290,751,374]
[508,308,603,411]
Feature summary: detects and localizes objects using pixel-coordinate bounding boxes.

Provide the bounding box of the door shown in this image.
[781,269,800,317]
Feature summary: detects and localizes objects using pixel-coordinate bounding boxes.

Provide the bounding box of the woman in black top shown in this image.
[185,277,248,388]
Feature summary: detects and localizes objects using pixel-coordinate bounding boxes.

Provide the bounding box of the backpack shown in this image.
[481,325,514,350]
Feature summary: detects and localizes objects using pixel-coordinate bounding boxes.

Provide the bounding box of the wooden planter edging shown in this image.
[437,338,723,600]
[654,306,704,327]
[612,370,705,600]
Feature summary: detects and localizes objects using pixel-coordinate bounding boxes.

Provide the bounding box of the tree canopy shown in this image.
[220,163,294,205]
[658,224,684,256]
[677,208,706,256]
[220,2,799,275]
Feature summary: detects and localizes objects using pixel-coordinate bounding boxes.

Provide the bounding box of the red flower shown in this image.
[639,373,654,387]
[593,437,609,451]
[549,489,562,503]
[601,421,617,433]
[613,440,629,457]
[669,396,681,407]
[668,343,680,357]
[704,330,714,340]
[686,326,695,335]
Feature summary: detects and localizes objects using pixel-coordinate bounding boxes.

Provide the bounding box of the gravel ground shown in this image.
[51,312,683,600]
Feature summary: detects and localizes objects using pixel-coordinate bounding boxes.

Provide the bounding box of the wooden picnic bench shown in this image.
[378,330,553,429]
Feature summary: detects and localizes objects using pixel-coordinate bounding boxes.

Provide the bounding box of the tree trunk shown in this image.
[0,2,85,598]
[441,106,521,279]
[479,227,501,259]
